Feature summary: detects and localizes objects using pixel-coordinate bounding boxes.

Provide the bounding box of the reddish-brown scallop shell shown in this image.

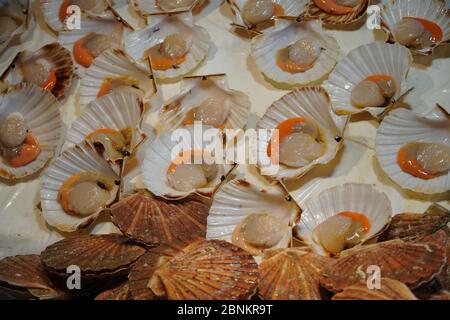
[332,278,417,300]
[0,254,64,299]
[258,248,332,300]
[110,191,209,247]
[95,282,130,300]
[320,230,448,292]
[41,234,146,279]
[149,240,259,300]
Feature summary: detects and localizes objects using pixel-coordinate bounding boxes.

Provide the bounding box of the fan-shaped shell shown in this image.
[250,19,340,86]
[296,183,392,256]
[0,254,64,299]
[148,239,259,300]
[382,204,450,241]
[58,15,124,73]
[0,84,62,180]
[327,42,412,117]
[306,0,369,25]
[124,12,213,79]
[40,143,120,232]
[159,74,250,132]
[110,190,209,246]
[40,0,112,32]
[0,0,34,53]
[79,48,158,107]
[375,107,450,194]
[95,282,130,300]
[142,124,234,200]
[128,251,165,300]
[320,230,448,292]
[227,0,308,37]
[66,91,146,164]
[41,234,146,278]
[5,43,73,98]
[332,278,417,300]
[381,0,450,55]
[207,178,300,254]
[255,86,347,180]
[132,0,202,16]
[258,248,332,300]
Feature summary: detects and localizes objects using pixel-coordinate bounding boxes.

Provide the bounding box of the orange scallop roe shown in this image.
[404,17,443,44]
[397,146,436,180]
[267,117,305,162]
[59,0,71,23]
[7,133,41,168]
[97,78,115,98]
[313,0,355,15]
[41,69,57,92]
[272,3,284,16]
[151,53,187,71]
[167,149,205,174]
[365,74,393,83]
[58,173,84,215]
[86,128,120,139]
[73,37,95,68]
[337,211,371,232]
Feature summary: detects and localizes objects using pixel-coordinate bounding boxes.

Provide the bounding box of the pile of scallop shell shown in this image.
[0,0,449,300]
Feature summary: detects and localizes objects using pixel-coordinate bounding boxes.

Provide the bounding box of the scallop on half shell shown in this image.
[40,0,112,32]
[0,84,62,181]
[0,254,65,299]
[327,42,412,117]
[375,107,450,194]
[320,230,448,292]
[4,43,73,98]
[79,48,158,107]
[159,74,250,132]
[258,248,332,300]
[132,0,203,16]
[110,189,209,246]
[332,278,417,300]
[142,124,234,200]
[41,234,146,279]
[58,14,124,73]
[227,0,308,37]
[124,11,213,79]
[66,91,147,167]
[147,239,259,300]
[251,18,340,86]
[40,143,120,232]
[307,0,369,25]
[207,178,300,256]
[255,86,348,180]
[381,0,450,55]
[295,183,392,256]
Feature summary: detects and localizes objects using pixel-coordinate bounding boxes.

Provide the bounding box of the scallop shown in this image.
[381,0,450,55]
[279,132,326,168]
[160,33,189,59]
[167,163,214,192]
[242,0,275,25]
[350,80,386,109]
[400,142,450,176]
[5,43,73,98]
[0,112,28,148]
[0,0,32,53]
[285,38,321,71]
[159,74,250,132]
[158,0,196,11]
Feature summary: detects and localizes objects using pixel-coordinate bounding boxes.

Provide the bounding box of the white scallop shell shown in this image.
[67,91,147,160]
[158,74,251,132]
[79,48,158,107]
[58,14,124,74]
[0,84,62,181]
[228,0,308,36]
[40,0,112,32]
[295,183,392,256]
[40,143,120,232]
[327,41,412,117]
[142,124,234,199]
[207,178,300,254]
[5,42,74,99]
[0,0,34,54]
[123,12,213,79]
[255,86,348,181]
[250,19,340,86]
[375,107,450,194]
[381,0,450,55]
[132,0,202,16]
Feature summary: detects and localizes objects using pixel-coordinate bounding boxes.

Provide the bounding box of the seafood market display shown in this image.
[0,0,449,301]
